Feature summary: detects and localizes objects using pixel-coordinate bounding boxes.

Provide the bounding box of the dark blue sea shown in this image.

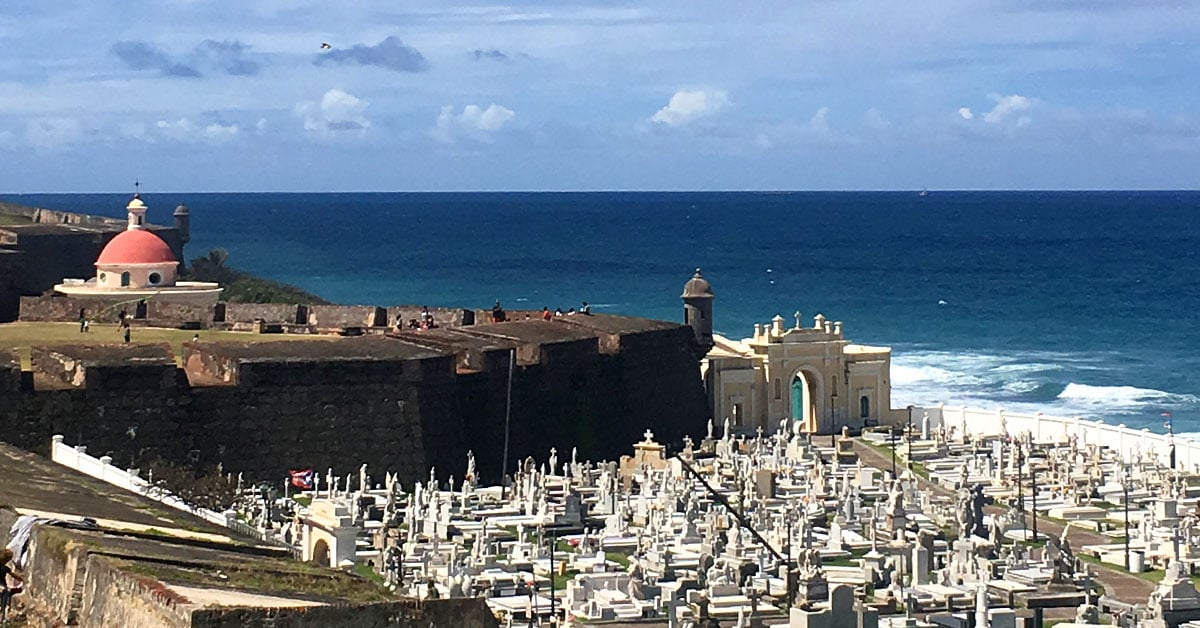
[7,191,1200,434]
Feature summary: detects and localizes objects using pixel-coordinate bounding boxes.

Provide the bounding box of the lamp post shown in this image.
[1031,460,1038,542]
[830,387,839,449]
[549,530,557,621]
[890,425,898,477]
[786,498,795,608]
[501,348,515,500]
[906,406,914,471]
[1123,462,1131,572]
[527,579,536,628]
[1016,441,1025,534]
[1165,412,1176,469]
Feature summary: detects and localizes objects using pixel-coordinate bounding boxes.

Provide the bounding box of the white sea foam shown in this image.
[1001,380,1040,394]
[890,363,984,387]
[891,349,1198,425]
[1056,382,1198,410]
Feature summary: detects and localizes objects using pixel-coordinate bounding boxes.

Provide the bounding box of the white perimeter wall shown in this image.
[49,434,230,527]
[909,405,1190,471]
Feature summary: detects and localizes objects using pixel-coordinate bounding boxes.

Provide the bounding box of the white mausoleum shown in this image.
[54,195,221,304]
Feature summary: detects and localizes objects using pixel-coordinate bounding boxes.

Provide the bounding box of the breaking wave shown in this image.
[1056,383,1198,410]
[890,349,1199,429]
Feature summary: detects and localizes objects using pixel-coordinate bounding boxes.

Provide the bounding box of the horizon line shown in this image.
[4,188,1200,195]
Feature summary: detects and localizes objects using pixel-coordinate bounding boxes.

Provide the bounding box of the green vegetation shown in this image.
[552,571,577,590]
[0,321,333,369]
[144,457,237,512]
[123,555,393,603]
[605,551,631,568]
[184,248,328,305]
[292,495,313,507]
[910,461,930,479]
[353,562,386,586]
[0,212,32,225]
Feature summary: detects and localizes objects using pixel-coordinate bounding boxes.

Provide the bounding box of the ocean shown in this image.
[7,191,1199,434]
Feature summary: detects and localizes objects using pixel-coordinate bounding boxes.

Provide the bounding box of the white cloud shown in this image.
[753,106,847,149]
[650,89,729,127]
[433,103,515,143]
[295,88,370,135]
[958,107,974,120]
[983,94,1033,124]
[203,122,239,140]
[807,107,832,139]
[151,117,239,143]
[155,117,194,140]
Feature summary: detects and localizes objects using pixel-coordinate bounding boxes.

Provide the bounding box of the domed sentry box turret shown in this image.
[681,268,714,354]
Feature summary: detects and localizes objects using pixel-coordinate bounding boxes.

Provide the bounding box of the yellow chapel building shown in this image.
[681,269,902,436]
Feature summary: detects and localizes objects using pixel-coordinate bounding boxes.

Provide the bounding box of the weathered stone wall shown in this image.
[76,556,193,628]
[192,598,498,628]
[223,302,301,324]
[308,304,377,329]
[20,294,213,328]
[20,295,123,324]
[0,349,21,392]
[0,327,707,486]
[0,250,23,321]
[11,519,498,628]
[386,306,470,329]
[21,527,88,626]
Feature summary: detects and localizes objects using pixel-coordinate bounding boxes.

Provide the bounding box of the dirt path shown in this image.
[850,440,1155,603]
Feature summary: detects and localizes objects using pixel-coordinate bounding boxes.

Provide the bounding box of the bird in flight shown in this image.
[320,42,332,50]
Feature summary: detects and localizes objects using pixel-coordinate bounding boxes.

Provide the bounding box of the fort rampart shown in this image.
[0,316,709,487]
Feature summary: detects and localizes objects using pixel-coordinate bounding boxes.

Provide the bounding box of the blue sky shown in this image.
[1,0,1198,191]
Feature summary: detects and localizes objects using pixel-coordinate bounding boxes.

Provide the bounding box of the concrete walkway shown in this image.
[850,440,1155,604]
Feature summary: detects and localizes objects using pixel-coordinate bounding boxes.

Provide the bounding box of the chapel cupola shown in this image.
[126,194,148,231]
[682,268,715,354]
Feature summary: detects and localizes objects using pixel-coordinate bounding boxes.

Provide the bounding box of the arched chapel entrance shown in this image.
[790,371,817,434]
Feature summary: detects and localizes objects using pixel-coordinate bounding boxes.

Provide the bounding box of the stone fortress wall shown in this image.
[18,295,543,334]
[0,315,710,487]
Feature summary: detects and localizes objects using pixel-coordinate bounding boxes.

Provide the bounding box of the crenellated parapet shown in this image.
[31,344,180,391]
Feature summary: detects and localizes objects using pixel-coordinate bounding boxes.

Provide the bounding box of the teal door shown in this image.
[790,376,805,423]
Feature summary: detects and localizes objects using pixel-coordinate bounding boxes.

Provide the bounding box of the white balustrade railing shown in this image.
[50,435,231,528]
[908,405,1194,471]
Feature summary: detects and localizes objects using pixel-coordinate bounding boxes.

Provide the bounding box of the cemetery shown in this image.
[31,404,1200,628]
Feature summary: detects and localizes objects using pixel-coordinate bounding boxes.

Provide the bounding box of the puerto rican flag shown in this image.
[289,468,315,490]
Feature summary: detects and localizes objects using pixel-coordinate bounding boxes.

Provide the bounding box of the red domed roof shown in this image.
[96,229,177,265]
